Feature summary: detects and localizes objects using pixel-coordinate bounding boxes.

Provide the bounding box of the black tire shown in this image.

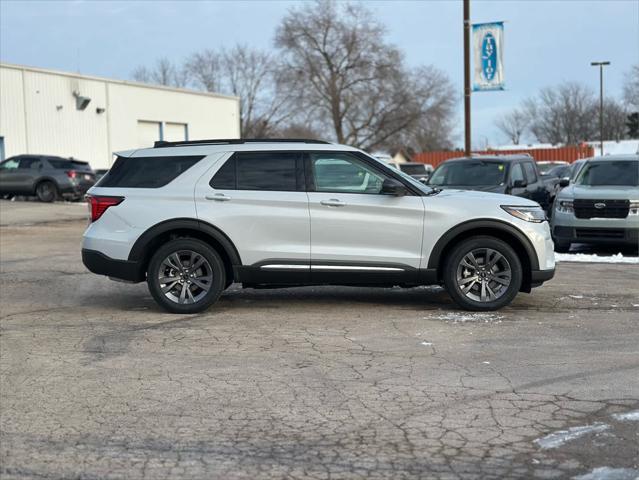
[443,236,523,311]
[147,238,226,314]
[35,181,57,203]
[554,240,571,253]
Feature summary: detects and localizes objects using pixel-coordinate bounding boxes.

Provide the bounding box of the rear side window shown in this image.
[98,155,204,188]
[209,152,301,191]
[47,159,90,170]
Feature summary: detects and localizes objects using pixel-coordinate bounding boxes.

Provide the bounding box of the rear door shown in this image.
[523,161,550,209]
[306,151,425,282]
[195,151,310,281]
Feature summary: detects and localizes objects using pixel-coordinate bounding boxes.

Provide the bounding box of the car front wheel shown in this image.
[443,236,523,311]
[147,238,226,314]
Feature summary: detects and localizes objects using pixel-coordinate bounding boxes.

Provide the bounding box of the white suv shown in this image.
[82,139,555,313]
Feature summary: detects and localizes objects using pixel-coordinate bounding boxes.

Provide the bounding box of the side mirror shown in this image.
[559,178,570,188]
[380,178,407,196]
[512,179,527,188]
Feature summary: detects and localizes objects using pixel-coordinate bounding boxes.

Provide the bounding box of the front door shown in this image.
[306,151,425,283]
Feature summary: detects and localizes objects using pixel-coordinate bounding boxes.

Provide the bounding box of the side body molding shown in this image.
[426,219,540,271]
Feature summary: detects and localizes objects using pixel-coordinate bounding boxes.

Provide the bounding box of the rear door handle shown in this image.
[320,199,346,207]
[205,193,231,201]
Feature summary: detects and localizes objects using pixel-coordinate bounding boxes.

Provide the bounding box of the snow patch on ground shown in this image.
[433,313,504,324]
[573,467,639,480]
[555,253,639,264]
[534,423,610,449]
[420,341,433,346]
[611,410,639,422]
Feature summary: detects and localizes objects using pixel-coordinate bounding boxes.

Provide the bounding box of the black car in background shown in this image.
[0,154,95,202]
[427,155,553,212]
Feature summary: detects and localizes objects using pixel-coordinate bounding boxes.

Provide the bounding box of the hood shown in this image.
[434,184,507,193]
[432,188,539,207]
[559,184,639,200]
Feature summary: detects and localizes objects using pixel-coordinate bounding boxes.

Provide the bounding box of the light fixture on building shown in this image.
[73,90,91,111]
[96,107,106,114]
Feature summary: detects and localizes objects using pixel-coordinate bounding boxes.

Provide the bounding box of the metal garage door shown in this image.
[164,122,188,142]
[137,121,161,148]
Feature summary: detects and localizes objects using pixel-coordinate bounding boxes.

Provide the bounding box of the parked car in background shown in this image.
[95,169,109,182]
[0,155,95,202]
[427,155,553,212]
[537,160,568,175]
[551,154,639,252]
[388,161,433,183]
[544,164,571,179]
[82,139,554,313]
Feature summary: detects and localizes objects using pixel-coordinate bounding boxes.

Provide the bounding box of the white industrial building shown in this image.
[0,63,240,169]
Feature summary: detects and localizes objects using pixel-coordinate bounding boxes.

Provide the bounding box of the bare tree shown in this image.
[523,82,597,145]
[274,0,455,150]
[132,58,188,88]
[184,45,292,137]
[494,108,529,145]
[600,98,629,141]
[623,64,639,112]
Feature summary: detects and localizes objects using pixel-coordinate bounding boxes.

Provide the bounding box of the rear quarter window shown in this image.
[98,155,204,188]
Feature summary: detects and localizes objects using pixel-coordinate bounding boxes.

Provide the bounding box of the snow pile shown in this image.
[611,410,639,422]
[555,253,639,264]
[433,313,504,324]
[574,467,639,480]
[534,423,609,449]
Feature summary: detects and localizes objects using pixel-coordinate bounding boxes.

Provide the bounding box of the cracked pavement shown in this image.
[1,205,638,479]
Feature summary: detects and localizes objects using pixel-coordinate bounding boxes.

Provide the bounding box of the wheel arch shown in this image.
[427,219,539,292]
[33,176,59,194]
[128,218,242,283]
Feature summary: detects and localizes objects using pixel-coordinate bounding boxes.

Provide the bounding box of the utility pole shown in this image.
[464,0,471,156]
[591,61,610,156]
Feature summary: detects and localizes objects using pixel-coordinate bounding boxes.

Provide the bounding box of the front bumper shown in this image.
[82,249,144,282]
[553,225,639,245]
[530,268,555,288]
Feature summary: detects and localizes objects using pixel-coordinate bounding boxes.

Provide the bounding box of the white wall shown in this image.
[0,63,240,169]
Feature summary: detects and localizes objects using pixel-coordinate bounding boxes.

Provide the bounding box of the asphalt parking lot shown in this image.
[1,200,638,480]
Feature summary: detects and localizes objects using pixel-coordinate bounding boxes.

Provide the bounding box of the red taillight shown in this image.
[86,195,124,222]
[67,170,77,179]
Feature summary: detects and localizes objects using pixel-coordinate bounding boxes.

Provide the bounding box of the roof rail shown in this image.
[153,138,331,148]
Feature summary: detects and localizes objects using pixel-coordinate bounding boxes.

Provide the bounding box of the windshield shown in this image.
[399,164,427,175]
[575,161,639,186]
[428,161,507,186]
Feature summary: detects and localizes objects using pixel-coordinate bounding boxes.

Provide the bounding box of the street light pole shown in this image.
[464,0,471,156]
[591,61,610,156]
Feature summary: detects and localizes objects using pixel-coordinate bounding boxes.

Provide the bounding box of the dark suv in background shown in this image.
[0,155,95,202]
[427,155,554,213]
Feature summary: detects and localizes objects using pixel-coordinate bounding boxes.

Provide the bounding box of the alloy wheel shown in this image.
[158,250,213,304]
[456,248,512,303]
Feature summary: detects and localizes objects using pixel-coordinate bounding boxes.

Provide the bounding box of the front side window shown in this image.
[510,164,525,183]
[210,152,300,191]
[0,159,20,170]
[523,162,538,183]
[429,161,507,186]
[310,153,386,194]
[575,161,639,186]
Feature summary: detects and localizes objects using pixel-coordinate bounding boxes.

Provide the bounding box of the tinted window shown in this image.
[523,162,538,183]
[209,158,236,189]
[546,165,569,178]
[429,161,506,186]
[399,164,427,175]
[47,159,90,170]
[575,161,639,186]
[98,155,204,188]
[18,157,40,169]
[210,152,300,191]
[311,152,386,194]
[510,164,525,183]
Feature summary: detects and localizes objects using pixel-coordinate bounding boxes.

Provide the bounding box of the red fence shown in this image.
[414,146,595,168]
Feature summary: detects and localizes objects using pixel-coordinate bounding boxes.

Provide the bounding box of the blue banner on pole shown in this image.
[472,21,504,91]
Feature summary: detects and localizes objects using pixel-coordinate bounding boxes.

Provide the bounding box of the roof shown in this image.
[118,139,360,158]
[0,62,239,102]
[587,154,639,162]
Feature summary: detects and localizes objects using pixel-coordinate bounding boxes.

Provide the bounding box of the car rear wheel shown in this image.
[147,238,226,314]
[443,236,523,311]
[35,181,57,203]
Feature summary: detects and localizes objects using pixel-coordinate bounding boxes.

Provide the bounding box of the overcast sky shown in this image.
[1,0,638,148]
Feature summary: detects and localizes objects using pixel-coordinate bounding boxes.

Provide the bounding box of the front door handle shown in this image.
[205,193,231,202]
[320,199,346,207]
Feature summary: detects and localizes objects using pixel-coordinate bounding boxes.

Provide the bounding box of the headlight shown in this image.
[630,201,639,216]
[555,200,574,214]
[501,205,547,223]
